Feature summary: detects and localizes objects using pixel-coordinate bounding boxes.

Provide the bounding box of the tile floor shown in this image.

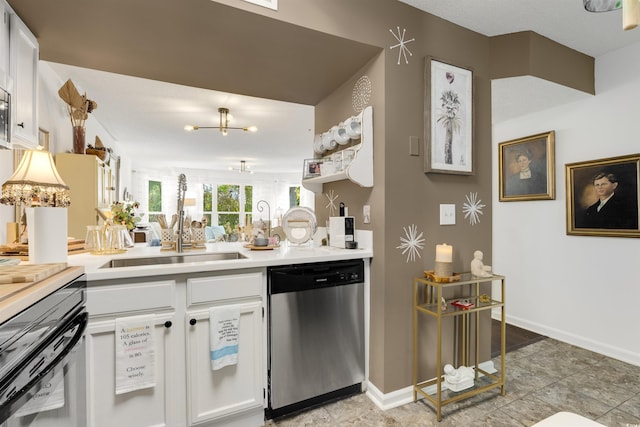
[266,338,640,426]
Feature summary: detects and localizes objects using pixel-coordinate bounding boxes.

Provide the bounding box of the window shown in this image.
[148,180,162,222]
[202,184,213,226]
[289,186,300,207]
[202,183,253,232]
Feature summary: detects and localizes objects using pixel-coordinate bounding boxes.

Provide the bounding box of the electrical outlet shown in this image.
[363,205,371,224]
[440,204,455,225]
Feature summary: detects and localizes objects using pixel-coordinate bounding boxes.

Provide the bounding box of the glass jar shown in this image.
[85,225,104,254]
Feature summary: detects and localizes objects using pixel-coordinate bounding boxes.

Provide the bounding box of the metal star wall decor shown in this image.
[397,224,425,263]
[389,26,415,65]
[325,189,339,216]
[462,192,486,226]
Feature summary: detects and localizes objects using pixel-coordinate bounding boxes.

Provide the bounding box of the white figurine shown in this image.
[470,250,492,277]
[443,364,475,392]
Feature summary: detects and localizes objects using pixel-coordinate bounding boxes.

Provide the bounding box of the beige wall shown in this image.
[265,1,589,392]
[15,0,595,395]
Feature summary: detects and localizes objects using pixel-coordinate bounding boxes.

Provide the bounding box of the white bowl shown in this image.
[344,115,362,139]
[332,124,350,145]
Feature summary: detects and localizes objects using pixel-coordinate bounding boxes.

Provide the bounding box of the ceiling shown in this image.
[10,0,640,173]
[399,0,640,123]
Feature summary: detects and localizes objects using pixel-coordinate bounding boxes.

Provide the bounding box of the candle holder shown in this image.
[434,243,453,278]
[434,261,453,278]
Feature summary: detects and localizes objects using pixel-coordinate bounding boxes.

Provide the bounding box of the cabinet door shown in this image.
[0,4,9,80]
[9,11,38,147]
[186,300,263,426]
[85,314,177,427]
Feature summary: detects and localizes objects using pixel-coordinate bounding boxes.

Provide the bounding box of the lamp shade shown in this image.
[0,150,70,207]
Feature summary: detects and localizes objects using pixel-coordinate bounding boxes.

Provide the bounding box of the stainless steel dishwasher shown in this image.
[266,259,365,419]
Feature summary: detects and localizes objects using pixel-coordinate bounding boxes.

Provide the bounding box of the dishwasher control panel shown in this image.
[268,259,364,294]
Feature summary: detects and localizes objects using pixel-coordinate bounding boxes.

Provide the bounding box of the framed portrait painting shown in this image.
[424,57,474,175]
[498,131,555,201]
[566,154,640,238]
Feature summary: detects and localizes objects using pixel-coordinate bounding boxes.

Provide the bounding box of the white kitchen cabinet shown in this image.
[185,271,265,427]
[85,279,178,427]
[0,3,10,85]
[55,153,114,239]
[8,7,38,148]
[186,301,263,426]
[83,269,265,427]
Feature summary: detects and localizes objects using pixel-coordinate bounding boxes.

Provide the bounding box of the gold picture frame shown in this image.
[566,153,640,238]
[498,131,555,201]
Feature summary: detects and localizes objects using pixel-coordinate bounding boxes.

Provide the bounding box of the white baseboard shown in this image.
[365,361,496,411]
[494,313,640,367]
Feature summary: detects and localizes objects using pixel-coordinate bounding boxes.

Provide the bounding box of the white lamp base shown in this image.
[26,207,68,264]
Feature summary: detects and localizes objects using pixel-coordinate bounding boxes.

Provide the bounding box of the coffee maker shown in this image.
[328,216,355,248]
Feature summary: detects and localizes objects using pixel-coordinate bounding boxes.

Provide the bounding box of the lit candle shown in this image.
[435,244,453,263]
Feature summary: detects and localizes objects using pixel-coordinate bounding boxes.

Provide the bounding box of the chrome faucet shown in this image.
[176,174,187,253]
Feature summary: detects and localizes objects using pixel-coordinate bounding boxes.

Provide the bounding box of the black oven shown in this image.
[0,274,87,426]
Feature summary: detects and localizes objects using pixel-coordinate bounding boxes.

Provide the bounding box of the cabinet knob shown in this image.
[189,318,197,326]
[17,122,24,128]
[164,321,172,328]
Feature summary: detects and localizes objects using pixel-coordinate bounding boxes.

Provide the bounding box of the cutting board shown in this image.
[0,239,87,258]
[0,263,68,284]
[0,263,68,303]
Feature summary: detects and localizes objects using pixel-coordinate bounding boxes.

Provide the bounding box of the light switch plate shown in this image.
[440,204,456,225]
[363,205,371,224]
[409,136,420,156]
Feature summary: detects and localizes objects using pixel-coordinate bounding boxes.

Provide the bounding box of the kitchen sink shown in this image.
[99,252,248,268]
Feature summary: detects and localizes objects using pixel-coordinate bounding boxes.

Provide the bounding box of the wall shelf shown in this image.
[302,105,373,193]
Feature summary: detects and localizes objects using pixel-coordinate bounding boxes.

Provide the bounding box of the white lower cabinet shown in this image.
[84,270,265,427]
[185,271,265,427]
[186,300,263,426]
[86,313,177,427]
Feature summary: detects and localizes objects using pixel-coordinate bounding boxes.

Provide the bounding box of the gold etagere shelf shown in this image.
[412,272,506,421]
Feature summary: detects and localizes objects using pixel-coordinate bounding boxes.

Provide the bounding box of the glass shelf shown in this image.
[412,272,506,421]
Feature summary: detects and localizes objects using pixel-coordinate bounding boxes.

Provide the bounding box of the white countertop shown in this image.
[68,241,373,282]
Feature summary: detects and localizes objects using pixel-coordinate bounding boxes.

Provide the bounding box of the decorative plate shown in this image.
[282,207,317,244]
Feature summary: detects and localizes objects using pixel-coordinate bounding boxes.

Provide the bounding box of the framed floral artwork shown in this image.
[499,131,555,201]
[566,154,640,238]
[424,57,474,175]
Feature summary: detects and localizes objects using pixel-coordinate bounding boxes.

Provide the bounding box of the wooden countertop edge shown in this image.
[0,266,85,324]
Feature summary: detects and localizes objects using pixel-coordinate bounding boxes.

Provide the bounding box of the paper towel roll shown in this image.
[26,207,68,264]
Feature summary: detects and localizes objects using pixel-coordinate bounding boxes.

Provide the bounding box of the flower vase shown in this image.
[73,126,86,154]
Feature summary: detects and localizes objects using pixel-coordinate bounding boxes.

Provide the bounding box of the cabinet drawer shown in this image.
[87,280,176,316]
[187,272,263,305]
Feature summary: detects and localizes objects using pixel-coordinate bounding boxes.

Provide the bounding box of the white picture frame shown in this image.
[424,57,474,175]
[241,0,278,10]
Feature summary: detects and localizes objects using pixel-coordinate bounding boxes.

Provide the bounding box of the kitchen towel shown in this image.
[115,314,156,394]
[14,367,65,417]
[210,306,240,370]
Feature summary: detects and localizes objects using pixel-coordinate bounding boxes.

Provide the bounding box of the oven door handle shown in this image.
[0,309,88,423]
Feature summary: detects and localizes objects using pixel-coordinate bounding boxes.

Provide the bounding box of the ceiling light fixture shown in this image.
[584,0,639,30]
[229,160,253,174]
[184,107,258,136]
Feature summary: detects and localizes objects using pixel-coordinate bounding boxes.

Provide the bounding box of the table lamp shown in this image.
[0,149,70,263]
